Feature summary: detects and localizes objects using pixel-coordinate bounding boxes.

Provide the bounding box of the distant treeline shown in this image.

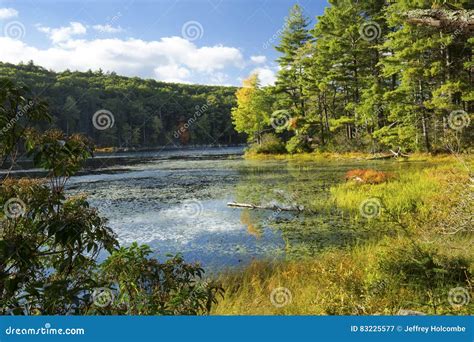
[0,62,244,148]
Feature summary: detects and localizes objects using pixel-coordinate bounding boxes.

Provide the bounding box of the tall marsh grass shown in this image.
[213,160,473,315]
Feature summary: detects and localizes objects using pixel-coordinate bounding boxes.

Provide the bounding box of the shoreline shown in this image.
[244,151,474,164]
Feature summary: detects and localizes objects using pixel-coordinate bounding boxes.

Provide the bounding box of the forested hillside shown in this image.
[1,0,473,319]
[0,62,243,148]
[232,0,473,154]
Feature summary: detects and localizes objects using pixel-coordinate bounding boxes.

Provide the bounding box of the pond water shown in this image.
[67,147,430,272]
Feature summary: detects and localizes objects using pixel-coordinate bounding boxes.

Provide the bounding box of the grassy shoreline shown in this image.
[244,151,473,163]
[212,156,473,315]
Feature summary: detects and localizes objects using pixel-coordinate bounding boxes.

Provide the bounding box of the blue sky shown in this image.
[0,0,327,85]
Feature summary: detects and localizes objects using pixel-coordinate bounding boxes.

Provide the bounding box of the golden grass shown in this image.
[245,151,368,161]
[94,146,116,153]
[212,160,474,315]
[213,236,473,315]
[245,151,473,164]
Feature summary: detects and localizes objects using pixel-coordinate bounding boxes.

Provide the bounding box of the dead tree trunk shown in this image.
[405,9,474,32]
[227,202,304,212]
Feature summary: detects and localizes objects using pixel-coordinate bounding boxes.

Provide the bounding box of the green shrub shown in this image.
[286,135,312,154]
[377,242,472,312]
[250,133,286,154]
[94,243,224,315]
[379,244,470,288]
[1,79,223,316]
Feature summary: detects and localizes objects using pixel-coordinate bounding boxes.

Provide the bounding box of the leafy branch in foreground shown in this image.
[90,243,224,315]
[0,78,222,315]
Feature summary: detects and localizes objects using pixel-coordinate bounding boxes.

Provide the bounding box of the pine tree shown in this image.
[379,0,472,152]
[275,4,311,118]
[234,0,472,153]
[62,96,80,135]
[308,0,387,147]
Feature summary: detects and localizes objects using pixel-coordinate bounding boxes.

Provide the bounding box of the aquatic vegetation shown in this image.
[331,169,440,218]
[0,82,223,316]
[344,169,394,184]
[213,161,474,315]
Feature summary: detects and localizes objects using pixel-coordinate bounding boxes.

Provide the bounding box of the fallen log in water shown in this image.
[227,202,304,212]
[367,154,396,160]
[367,148,410,160]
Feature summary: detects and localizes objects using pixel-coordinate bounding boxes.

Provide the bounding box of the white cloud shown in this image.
[154,64,191,83]
[185,44,244,73]
[209,72,230,86]
[37,22,87,44]
[250,55,266,64]
[93,24,124,34]
[251,67,276,86]
[0,35,244,84]
[0,8,18,20]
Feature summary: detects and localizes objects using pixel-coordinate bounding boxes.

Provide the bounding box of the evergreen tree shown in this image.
[62,96,80,135]
[379,0,472,152]
[275,4,311,118]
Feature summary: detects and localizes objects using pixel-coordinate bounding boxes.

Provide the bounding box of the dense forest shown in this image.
[1,0,473,318]
[232,0,473,155]
[2,1,472,154]
[1,78,224,315]
[0,62,243,149]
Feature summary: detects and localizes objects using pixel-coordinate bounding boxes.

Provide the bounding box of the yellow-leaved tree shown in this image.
[231,74,271,144]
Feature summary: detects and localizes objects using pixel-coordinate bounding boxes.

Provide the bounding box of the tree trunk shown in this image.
[318,93,325,145]
[405,9,474,32]
[421,112,431,153]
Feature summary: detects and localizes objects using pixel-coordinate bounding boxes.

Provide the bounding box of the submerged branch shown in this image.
[227,202,304,212]
[367,148,410,160]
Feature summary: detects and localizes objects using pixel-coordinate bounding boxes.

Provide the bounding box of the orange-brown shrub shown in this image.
[345,169,394,184]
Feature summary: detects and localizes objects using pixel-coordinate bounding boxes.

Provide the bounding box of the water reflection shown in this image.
[67,150,431,271]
